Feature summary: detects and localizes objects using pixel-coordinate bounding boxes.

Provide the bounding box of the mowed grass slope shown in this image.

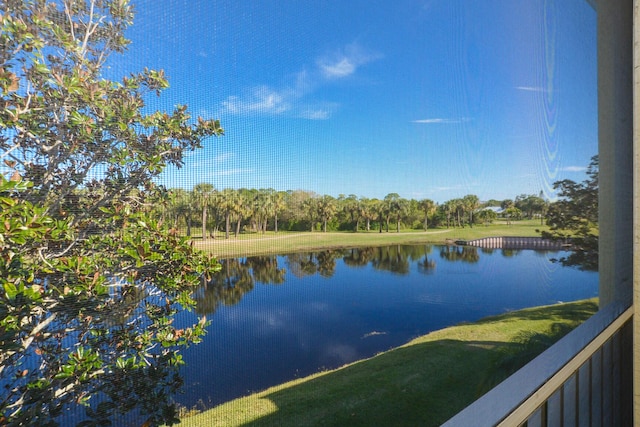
[194,220,548,258]
[178,299,597,427]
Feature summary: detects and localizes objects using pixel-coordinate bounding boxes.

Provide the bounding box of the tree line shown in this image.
[160,186,551,238]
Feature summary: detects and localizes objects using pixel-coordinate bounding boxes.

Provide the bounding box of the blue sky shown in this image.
[109,0,597,203]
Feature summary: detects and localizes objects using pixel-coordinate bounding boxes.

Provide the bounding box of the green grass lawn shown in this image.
[177,299,597,427]
[193,220,549,258]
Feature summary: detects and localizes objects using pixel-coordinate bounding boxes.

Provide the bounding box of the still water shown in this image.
[175,244,598,408]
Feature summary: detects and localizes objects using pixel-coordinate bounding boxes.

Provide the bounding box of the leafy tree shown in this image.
[418,198,436,230]
[476,208,498,225]
[360,197,378,231]
[340,194,361,232]
[302,196,318,232]
[232,188,250,238]
[500,199,514,211]
[440,200,453,228]
[393,197,409,232]
[271,190,286,233]
[193,183,215,240]
[451,198,465,228]
[0,1,223,425]
[218,188,238,239]
[383,193,400,232]
[504,206,522,225]
[316,195,336,232]
[251,188,273,234]
[515,194,547,222]
[542,155,599,271]
[167,188,195,235]
[462,194,479,227]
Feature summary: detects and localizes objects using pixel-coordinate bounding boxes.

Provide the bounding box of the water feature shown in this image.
[175,244,598,409]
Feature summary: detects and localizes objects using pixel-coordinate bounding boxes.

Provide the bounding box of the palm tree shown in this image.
[316,195,336,232]
[244,189,269,234]
[302,197,318,232]
[537,191,549,225]
[342,194,361,232]
[463,194,480,228]
[451,198,464,228]
[257,189,273,234]
[166,188,194,235]
[193,183,214,240]
[232,189,250,238]
[375,199,387,233]
[218,188,238,239]
[383,193,400,232]
[394,197,409,232]
[267,189,286,233]
[441,200,454,228]
[360,198,377,231]
[353,197,365,232]
[418,198,436,230]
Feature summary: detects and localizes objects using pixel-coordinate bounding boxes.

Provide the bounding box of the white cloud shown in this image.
[412,118,469,124]
[317,43,382,80]
[298,102,339,120]
[222,86,290,115]
[222,42,381,118]
[319,58,356,79]
[300,109,332,120]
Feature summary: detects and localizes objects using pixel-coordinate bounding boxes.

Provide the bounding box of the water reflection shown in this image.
[371,245,412,275]
[439,245,480,263]
[194,245,445,315]
[193,244,578,316]
[343,247,376,267]
[193,258,254,315]
[246,256,286,285]
[417,256,437,274]
[181,244,599,409]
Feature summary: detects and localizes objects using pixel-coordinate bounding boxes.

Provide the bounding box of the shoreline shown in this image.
[189,220,550,258]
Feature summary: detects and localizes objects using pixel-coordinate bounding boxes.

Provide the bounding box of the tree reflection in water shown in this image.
[286,252,319,278]
[193,258,254,315]
[180,244,597,410]
[193,245,499,315]
[417,256,436,274]
[246,256,286,285]
[343,247,376,268]
[439,245,480,263]
[371,245,411,275]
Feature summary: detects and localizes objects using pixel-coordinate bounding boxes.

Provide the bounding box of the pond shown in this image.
[175,244,598,409]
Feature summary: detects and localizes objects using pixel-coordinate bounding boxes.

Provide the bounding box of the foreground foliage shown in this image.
[542,155,598,271]
[0,1,222,425]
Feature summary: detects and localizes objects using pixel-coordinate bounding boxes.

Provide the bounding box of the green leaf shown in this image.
[3,282,18,300]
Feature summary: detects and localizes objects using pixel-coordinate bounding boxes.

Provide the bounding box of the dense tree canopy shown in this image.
[1,1,222,425]
[161,186,558,236]
[542,155,599,271]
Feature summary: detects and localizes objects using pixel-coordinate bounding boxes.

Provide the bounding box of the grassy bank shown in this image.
[194,220,548,258]
[178,298,597,427]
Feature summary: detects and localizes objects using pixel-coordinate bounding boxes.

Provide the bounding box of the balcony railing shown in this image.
[443,300,633,426]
